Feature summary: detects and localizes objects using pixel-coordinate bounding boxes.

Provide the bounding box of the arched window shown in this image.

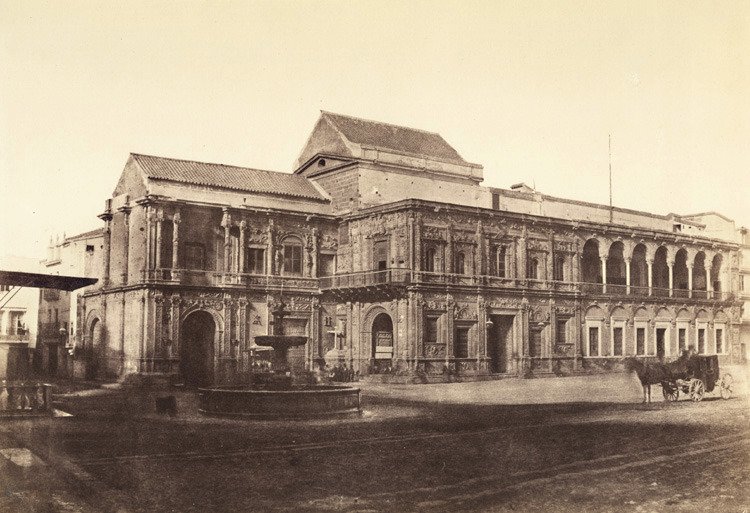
[283,238,303,276]
[456,252,466,274]
[527,257,538,280]
[425,247,436,272]
[496,247,506,278]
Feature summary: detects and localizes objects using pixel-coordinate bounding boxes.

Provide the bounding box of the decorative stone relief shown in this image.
[422,226,445,240]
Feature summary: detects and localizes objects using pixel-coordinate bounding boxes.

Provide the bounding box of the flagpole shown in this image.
[609,134,613,224]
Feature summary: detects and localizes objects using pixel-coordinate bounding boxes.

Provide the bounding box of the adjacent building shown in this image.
[37,230,105,379]
[77,111,746,385]
[0,255,40,380]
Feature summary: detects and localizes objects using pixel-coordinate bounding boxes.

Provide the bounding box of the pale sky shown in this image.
[1,0,748,261]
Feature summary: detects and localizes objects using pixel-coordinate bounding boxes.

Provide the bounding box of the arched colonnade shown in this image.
[580,236,726,298]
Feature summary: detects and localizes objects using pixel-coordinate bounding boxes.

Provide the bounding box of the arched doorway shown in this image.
[181,311,215,387]
[371,313,393,374]
[89,318,105,380]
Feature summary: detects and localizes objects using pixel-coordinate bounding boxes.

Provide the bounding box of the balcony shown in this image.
[143,268,319,290]
[320,269,412,290]
[141,267,735,302]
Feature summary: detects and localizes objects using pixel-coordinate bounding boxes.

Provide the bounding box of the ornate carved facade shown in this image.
[78,112,747,384]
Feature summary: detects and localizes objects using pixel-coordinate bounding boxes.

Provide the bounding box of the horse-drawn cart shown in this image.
[660,355,733,402]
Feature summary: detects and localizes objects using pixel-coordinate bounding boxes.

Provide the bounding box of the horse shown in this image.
[624,351,693,404]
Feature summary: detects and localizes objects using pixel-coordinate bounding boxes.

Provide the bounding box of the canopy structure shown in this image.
[0,270,97,291]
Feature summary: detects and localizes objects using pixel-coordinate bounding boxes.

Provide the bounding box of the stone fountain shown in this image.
[198,302,360,419]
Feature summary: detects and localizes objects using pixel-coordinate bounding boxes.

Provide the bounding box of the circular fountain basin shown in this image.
[198,385,361,419]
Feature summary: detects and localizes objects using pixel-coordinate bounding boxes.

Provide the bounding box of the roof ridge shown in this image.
[320,111,443,137]
[131,153,298,178]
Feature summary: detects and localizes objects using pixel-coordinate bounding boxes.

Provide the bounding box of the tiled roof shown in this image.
[132,154,327,201]
[322,111,467,164]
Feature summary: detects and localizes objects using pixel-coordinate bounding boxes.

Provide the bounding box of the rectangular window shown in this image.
[492,193,500,210]
[496,247,506,278]
[338,224,349,245]
[589,327,599,356]
[613,327,623,356]
[246,248,265,274]
[556,320,567,345]
[636,328,645,355]
[554,257,565,281]
[527,257,538,280]
[678,328,686,353]
[283,245,303,275]
[698,328,705,354]
[530,329,542,357]
[9,312,25,335]
[716,328,723,354]
[185,243,205,270]
[319,254,336,277]
[455,252,466,274]
[425,317,438,343]
[374,240,388,271]
[455,328,469,358]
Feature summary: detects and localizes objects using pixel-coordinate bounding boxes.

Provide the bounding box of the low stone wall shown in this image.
[198,385,361,419]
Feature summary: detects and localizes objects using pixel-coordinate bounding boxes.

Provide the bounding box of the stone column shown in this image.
[221,209,232,273]
[101,215,112,287]
[518,227,527,282]
[120,207,131,285]
[238,300,248,371]
[267,222,275,275]
[600,256,607,294]
[687,263,694,298]
[625,257,632,295]
[239,220,247,274]
[172,211,181,273]
[446,226,453,274]
[414,214,422,274]
[145,208,153,272]
[647,259,654,296]
[706,264,713,299]
[476,221,484,277]
[546,230,554,282]
[668,260,675,297]
[310,298,320,370]
[311,228,319,278]
[155,209,164,270]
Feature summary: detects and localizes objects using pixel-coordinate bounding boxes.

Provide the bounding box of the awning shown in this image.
[0,270,97,291]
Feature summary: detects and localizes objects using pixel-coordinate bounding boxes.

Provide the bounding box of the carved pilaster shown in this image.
[239,220,247,274]
[172,210,181,278]
[311,228,319,278]
[446,225,454,274]
[222,209,232,273]
[119,203,131,285]
[155,209,164,270]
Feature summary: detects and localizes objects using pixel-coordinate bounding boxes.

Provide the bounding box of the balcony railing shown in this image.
[320,269,412,289]
[141,266,735,301]
[0,383,54,414]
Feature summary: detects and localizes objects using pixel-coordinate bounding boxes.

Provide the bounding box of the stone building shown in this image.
[37,229,105,379]
[78,111,745,385]
[0,255,40,381]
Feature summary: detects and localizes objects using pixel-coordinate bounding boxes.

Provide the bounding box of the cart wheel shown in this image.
[689,379,705,402]
[662,383,679,402]
[719,373,733,400]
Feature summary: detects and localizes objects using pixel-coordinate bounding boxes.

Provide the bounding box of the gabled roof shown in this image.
[131,154,327,201]
[321,111,468,164]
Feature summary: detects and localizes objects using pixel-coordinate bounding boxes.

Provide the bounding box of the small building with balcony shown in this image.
[78,111,745,385]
